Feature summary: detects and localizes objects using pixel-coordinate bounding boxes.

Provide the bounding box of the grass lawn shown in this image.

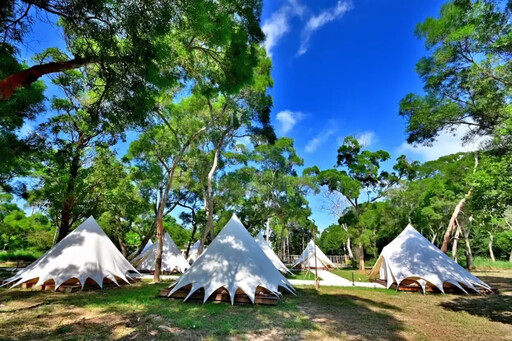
[0,270,510,340]
[330,269,370,283]
[472,257,512,270]
[288,270,322,281]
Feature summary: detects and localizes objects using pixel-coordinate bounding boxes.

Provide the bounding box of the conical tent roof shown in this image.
[255,231,291,274]
[132,232,189,273]
[168,214,295,304]
[369,224,491,293]
[4,216,138,289]
[187,240,200,263]
[293,240,335,269]
[142,239,153,252]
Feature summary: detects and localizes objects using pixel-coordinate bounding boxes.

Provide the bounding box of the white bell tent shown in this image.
[254,231,291,274]
[369,224,491,293]
[167,214,295,304]
[4,216,139,289]
[293,240,335,270]
[186,240,200,264]
[142,239,153,253]
[131,232,190,273]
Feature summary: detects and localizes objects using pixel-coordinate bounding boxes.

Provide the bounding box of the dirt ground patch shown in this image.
[0,272,510,340]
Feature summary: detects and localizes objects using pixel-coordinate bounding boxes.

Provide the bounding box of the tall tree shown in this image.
[399,0,512,148]
[308,136,417,270]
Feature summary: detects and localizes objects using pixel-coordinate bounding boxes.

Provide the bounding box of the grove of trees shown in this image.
[0,0,510,278]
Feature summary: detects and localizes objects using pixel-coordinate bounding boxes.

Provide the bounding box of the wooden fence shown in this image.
[283,254,350,266]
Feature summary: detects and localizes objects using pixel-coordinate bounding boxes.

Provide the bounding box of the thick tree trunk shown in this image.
[488,232,495,262]
[57,152,81,242]
[0,57,91,101]
[509,249,512,263]
[346,237,354,259]
[441,153,478,253]
[154,213,164,282]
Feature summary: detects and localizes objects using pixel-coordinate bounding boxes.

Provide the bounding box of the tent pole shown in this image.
[313,224,319,289]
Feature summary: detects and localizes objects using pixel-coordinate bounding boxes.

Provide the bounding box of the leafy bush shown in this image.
[0,249,42,262]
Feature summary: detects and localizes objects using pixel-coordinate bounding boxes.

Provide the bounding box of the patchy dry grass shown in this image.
[0,272,510,340]
[330,269,370,283]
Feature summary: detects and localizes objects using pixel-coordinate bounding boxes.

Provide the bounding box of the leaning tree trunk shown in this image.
[452,219,462,262]
[185,210,198,258]
[441,153,478,253]
[0,57,92,101]
[488,232,496,262]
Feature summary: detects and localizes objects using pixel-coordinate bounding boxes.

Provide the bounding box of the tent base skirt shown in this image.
[158,287,279,305]
[7,278,138,293]
[372,279,498,294]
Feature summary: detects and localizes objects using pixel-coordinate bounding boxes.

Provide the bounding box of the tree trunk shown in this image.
[185,209,198,258]
[128,220,156,260]
[154,213,164,282]
[358,241,365,271]
[346,237,354,259]
[199,146,221,255]
[56,152,81,242]
[441,153,478,253]
[452,219,461,262]
[488,232,495,262]
[509,249,512,263]
[115,215,127,257]
[463,217,473,269]
[0,57,91,101]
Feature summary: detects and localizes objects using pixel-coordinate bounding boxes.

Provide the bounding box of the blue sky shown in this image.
[261,0,485,229]
[14,1,484,230]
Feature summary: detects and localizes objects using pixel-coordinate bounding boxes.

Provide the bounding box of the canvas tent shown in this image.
[167,214,295,304]
[369,224,491,293]
[254,231,291,274]
[142,239,153,253]
[3,216,139,290]
[293,240,335,270]
[131,232,190,273]
[187,240,200,264]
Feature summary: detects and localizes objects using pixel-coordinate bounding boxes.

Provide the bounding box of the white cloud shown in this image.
[305,128,336,153]
[298,0,353,56]
[397,126,488,161]
[276,110,305,135]
[355,131,376,148]
[262,0,306,57]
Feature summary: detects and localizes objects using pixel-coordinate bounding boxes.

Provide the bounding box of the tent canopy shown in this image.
[132,232,189,273]
[255,231,291,274]
[168,214,295,304]
[293,240,335,269]
[369,224,491,293]
[4,216,138,289]
[187,240,200,264]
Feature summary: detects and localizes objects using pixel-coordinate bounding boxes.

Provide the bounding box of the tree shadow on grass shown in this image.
[297,288,406,340]
[441,294,512,325]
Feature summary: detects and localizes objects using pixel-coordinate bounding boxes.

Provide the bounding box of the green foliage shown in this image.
[318,224,345,254]
[0,249,42,262]
[400,0,512,148]
[472,256,512,270]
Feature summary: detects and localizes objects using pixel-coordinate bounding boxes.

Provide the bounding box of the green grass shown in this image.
[0,250,42,262]
[0,274,511,340]
[472,257,512,270]
[288,270,322,281]
[330,268,370,282]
